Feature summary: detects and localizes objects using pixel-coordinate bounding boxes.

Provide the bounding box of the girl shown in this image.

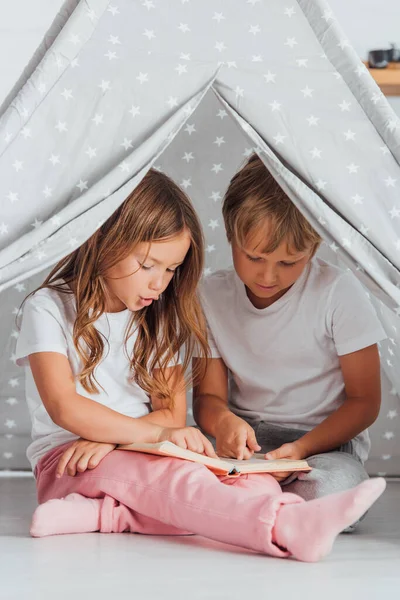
[16,169,385,563]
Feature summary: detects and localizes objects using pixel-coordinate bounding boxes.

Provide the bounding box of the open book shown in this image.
[117,441,311,477]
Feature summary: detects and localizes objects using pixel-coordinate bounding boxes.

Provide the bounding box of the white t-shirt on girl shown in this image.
[199,258,387,462]
[15,287,167,470]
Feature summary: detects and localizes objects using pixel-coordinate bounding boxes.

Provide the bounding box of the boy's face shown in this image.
[232,230,314,309]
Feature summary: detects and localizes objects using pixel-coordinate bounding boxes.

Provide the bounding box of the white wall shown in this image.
[0,0,399,109]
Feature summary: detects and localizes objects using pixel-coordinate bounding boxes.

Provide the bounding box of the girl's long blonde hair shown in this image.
[32,169,209,404]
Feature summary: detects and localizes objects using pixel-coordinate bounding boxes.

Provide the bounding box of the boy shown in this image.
[194,154,386,502]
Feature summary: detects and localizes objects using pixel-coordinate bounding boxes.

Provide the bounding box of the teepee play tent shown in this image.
[0,0,400,474]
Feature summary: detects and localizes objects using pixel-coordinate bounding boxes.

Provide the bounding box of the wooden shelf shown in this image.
[366,62,400,96]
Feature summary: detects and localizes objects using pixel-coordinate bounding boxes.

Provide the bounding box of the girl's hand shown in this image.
[56,439,117,478]
[158,426,218,458]
[265,441,306,483]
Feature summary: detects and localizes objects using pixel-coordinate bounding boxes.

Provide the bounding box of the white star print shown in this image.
[136,72,149,84]
[105,50,118,60]
[92,114,104,125]
[13,160,23,172]
[315,179,327,191]
[181,178,192,189]
[31,219,42,229]
[212,164,223,174]
[217,109,228,119]
[129,105,140,118]
[143,29,156,40]
[352,194,364,205]
[119,161,131,173]
[344,129,356,141]
[252,55,263,62]
[21,127,32,138]
[214,137,225,147]
[180,53,191,61]
[166,97,178,108]
[142,0,155,9]
[380,145,390,155]
[121,138,133,150]
[215,41,227,52]
[249,25,261,35]
[301,86,313,98]
[43,186,53,198]
[338,39,350,50]
[360,225,369,235]
[4,132,12,143]
[108,35,121,44]
[208,219,220,230]
[5,420,17,429]
[296,59,308,68]
[69,34,80,45]
[389,206,400,219]
[273,133,286,145]
[184,124,196,135]
[99,80,111,92]
[307,115,319,126]
[6,396,18,405]
[55,121,68,133]
[346,163,359,174]
[330,242,339,252]
[0,223,8,235]
[355,64,368,77]
[284,7,296,17]
[263,71,276,83]
[178,23,191,33]
[322,9,335,22]
[269,101,281,112]
[206,245,216,253]
[49,154,61,166]
[310,147,322,159]
[175,64,188,75]
[385,176,397,187]
[285,37,298,48]
[235,86,244,98]
[182,152,194,163]
[6,191,18,203]
[210,191,222,202]
[339,100,351,111]
[76,179,88,192]
[213,12,225,23]
[51,215,61,226]
[61,89,73,100]
[71,58,79,68]
[383,431,395,440]
[387,410,398,419]
[85,147,97,159]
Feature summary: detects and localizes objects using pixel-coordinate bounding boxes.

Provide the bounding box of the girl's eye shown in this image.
[167,268,176,274]
[141,264,153,271]
[280,261,297,267]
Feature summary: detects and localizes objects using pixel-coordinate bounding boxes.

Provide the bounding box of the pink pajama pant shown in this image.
[35,442,304,557]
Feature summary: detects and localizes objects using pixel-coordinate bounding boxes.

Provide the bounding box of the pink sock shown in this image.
[30,493,101,538]
[273,478,386,562]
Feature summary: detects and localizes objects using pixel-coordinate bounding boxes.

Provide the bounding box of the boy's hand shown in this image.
[56,439,117,478]
[215,412,261,460]
[158,426,218,458]
[264,441,306,482]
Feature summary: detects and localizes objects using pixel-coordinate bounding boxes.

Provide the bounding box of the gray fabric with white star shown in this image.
[0,0,399,472]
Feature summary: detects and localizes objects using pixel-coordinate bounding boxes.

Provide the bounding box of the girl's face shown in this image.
[232,231,313,310]
[103,229,191,312]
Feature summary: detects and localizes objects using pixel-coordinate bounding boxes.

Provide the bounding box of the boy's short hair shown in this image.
[222,154,322,255]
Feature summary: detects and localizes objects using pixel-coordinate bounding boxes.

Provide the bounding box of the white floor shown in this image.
[0,477,399,600]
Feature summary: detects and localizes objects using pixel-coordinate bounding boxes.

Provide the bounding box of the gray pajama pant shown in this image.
[250,421,369,530]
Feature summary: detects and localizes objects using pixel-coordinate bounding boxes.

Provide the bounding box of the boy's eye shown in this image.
[280,261,297,267]
[141,264,153,271]
[247,255,262,262]
[167,268,176,274]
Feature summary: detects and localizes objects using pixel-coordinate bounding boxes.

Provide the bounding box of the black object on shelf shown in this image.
[368,43,400,68]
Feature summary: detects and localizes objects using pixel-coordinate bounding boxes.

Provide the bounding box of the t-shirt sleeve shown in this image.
[328,272,387,356]
[15,293,69,367]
